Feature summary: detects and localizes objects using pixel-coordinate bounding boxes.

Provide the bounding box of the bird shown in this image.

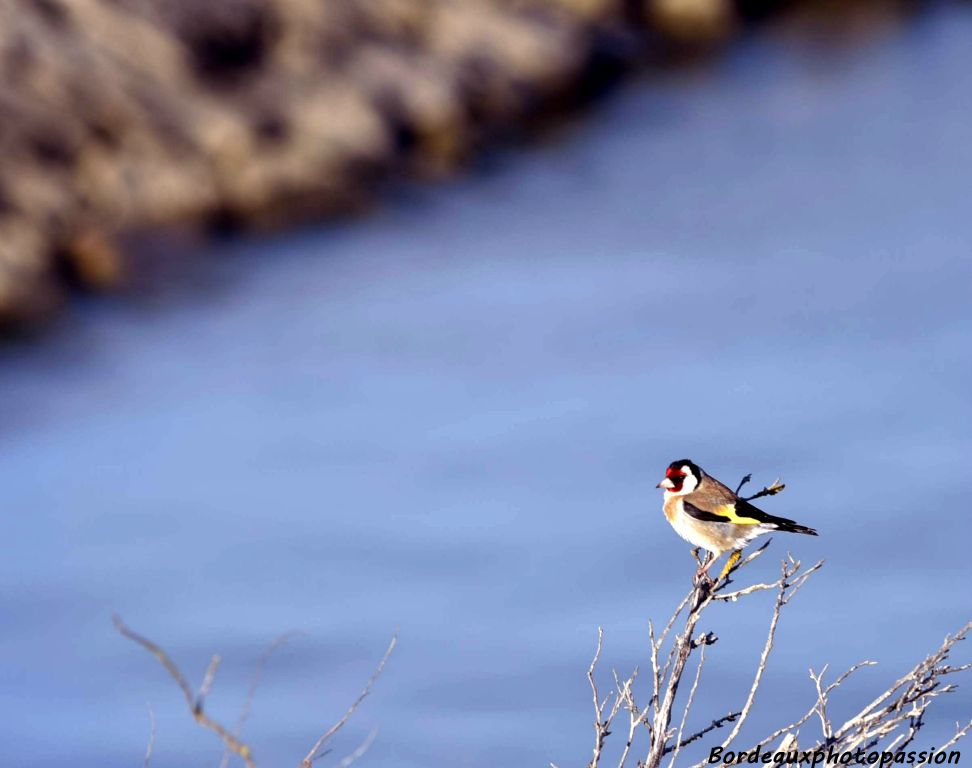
[656,458,817,582]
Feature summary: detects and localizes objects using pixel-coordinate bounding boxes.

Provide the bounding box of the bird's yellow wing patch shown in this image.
[682,500,764,525]
[715,503,762,525]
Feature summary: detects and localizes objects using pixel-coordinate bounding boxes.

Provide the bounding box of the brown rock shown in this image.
[1,0,874,329]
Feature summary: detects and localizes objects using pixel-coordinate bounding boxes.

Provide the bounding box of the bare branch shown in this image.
[645,579,719,768]
[588,627,608,768]
[587,627,628,768]
[617,668,652,768]
[300,633,397,768]
[721,650,877,761]
[113,615,256,768]
[664,711,740,755]
[119,619,396,768]
[742,480,786,502]
[114,615,194,708]
[197,654,221,711]
[336,727,379,768]
[589,530,825,768]
[779,733,799,768]
[716,560,792,750]
[801,621,972,756]
[648,620,662,720]
[667,642,707,768]
[810,665,833,741]
[734,474,753,495]
[143,703,156,768]
[713,582,779,601]
[825,660,877,695]
[718,540,774,591]
[848,623,969,729]
[653,588,696,712]
[575,472,969,768]
[220,631,303,768]
[742,703,818,757]
[915,720,971,766]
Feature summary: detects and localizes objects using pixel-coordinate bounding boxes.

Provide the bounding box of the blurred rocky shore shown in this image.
[0,0,909,328]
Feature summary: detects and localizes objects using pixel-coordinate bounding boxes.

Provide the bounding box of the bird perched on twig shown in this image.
[657,459,817,583]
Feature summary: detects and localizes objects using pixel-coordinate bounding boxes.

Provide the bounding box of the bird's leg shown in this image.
[717,549,743,582]
[700,553,720,575]
[694,551,716,587]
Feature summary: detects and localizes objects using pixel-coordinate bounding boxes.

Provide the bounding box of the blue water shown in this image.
[2,6,971,767]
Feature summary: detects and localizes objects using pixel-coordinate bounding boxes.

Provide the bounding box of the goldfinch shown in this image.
[657,459,817,580]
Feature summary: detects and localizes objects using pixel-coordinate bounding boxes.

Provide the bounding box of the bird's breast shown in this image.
[663,495,681,524]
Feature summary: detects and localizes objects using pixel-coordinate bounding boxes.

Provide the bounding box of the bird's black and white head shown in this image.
[657,459,702,496]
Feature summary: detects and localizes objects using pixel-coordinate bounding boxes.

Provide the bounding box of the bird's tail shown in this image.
[767,515,818,536]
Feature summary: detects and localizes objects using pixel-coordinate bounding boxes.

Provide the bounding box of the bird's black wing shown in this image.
[681,500,736,523]
[683,498,818,535]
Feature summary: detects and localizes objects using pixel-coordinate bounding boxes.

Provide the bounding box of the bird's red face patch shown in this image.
[665,466,687,491]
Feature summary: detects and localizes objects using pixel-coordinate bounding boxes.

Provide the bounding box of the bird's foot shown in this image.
[694,567,715,591]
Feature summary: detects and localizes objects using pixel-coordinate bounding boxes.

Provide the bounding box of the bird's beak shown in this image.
[657,478,675,489]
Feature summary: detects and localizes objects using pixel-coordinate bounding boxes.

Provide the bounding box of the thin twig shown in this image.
[716,561,791,750]
[825,661,877,695]
[143,703,156,768]
[915,721,971,767]
[336,727,379,768]
[715,557,822,750]
[114,615,194,707]
[791,622,972,758]
[616,668,651,768]
[300,634,397,768]
[587,629,626,768]
[734,474,752,495]
[588,627,608,768]
[576,476,970,768]
[220,631,302,768]
[667,642,707,768]
[742,480,785,502]
[113,615,257,768]
[811,665,833,741]
[740,704,818,758]
[665,711,740,755]
[646,579,716,768]
[197,654,221,712]
[619,702,652,768]
[657,587,699,710]
[717,540,773,591]
[655,589,695,704]
[648,620,662,719]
